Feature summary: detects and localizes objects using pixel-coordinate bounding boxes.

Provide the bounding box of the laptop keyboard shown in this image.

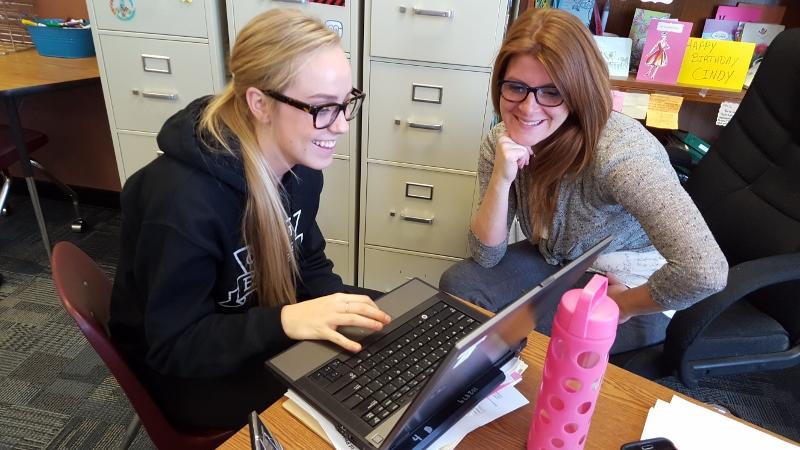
[308,301,480,428]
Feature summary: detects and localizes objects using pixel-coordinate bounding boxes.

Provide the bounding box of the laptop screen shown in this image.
[386,236,613,447]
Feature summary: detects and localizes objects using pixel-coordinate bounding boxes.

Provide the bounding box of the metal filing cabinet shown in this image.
[86,0,228,182]
[227,1,362,284]
[359,0,510,292]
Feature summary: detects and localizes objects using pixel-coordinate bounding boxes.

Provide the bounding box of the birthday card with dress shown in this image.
[636,19,693,85]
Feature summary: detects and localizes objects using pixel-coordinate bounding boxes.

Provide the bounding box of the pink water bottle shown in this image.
[527,274,619,450]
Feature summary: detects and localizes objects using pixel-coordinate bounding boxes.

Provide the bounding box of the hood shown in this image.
[156,96,247,193]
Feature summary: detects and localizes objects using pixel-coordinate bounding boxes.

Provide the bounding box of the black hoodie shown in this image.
[110,97,343,379]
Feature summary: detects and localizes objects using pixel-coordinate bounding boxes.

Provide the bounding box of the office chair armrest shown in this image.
[664,252,800,364]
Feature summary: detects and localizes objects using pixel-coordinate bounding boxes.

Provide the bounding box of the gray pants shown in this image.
[439,240,670,354]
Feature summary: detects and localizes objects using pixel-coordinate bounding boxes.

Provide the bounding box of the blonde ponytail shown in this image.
[199,9,340,307]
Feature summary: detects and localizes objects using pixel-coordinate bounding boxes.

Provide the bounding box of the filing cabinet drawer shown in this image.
[363,246,458,292]
[325,240,352,284]
[370,0,504,67]
[100,35,215,133]
[367,62,489,171]
[229,0,353,53]
[92,0,209,38]
[364,163,474,257]
[337,124,350,157]
[318,157,350,242]
[118,132,160,179]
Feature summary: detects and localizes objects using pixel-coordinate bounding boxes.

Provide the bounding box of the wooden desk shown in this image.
[220,331,678,450]
[0,49,99,259]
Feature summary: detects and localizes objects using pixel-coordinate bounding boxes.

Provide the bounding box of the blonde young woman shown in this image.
[439,8,728,354]
[110,10,390,429]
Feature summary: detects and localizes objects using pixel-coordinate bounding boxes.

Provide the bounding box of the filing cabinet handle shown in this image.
[407,121,443,132]
[401,213,435,224]
[132,89,178,101]
[141,54,172,74]
[412,7,453,18]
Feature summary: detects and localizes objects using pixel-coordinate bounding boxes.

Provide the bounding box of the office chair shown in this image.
[0,124,86,232]
[51,242,235,449]
[612,29,800,387]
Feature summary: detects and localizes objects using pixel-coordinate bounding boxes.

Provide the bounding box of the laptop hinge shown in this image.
[389,365,506,450]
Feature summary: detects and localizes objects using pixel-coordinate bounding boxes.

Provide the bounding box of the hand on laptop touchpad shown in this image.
[337,325,376,341]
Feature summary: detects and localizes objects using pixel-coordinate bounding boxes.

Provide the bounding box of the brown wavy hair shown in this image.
[199,10,340,308]
[491,8,612,240]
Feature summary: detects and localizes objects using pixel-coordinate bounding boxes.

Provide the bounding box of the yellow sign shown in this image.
[646,94,683,129]
[677,38,755,91]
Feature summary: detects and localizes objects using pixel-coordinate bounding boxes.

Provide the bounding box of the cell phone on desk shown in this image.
[620,437,677,450]
[248,411,284,450]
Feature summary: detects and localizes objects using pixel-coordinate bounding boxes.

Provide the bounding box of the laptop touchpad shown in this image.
[339,279,439,339]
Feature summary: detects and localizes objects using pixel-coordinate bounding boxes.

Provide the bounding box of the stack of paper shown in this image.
[286,357,530,450]
[641,395,798,450]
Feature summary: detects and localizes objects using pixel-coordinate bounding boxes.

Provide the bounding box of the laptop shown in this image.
[267,236,612,449]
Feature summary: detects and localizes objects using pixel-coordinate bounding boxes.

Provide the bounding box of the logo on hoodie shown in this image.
[287,209,304,246]
[218,208,304,308]
[220,246,255,308]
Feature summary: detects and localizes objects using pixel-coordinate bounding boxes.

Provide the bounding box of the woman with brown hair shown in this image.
[439,8,728,353]
[109,9,390,429]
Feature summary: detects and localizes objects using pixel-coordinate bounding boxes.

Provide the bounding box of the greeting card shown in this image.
[554,0,596,27]
[715,5,761,22]
[594,36,632,77]
[702,19,739,41]
[636,19,693,84]
[677,38,755,91]
[629,8,671,71]
[736,3,786,24]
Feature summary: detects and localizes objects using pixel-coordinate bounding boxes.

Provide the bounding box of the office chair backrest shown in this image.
[51,242,233,450]
[684,29,800,340]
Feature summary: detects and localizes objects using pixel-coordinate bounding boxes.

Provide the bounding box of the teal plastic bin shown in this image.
[26,20,95,58]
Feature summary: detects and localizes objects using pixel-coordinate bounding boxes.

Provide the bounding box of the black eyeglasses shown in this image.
[264,87,365,129]
[499,80,564,107]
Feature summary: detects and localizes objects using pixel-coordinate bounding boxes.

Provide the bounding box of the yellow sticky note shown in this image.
[621,92,650,120]
[646,94,683,129]
[677,38,755,91]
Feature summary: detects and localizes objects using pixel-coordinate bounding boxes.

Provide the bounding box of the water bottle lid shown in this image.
[555,274,619,339]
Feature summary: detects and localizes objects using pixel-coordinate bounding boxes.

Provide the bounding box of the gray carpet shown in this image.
[0,191,798,449]
[0,192,154,450]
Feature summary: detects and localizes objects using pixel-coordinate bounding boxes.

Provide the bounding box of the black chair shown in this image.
[0,124,86,231]
[613,28,800,387]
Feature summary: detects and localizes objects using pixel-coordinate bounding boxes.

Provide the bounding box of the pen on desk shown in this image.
[262,424,285,450]
[249,411,284,450]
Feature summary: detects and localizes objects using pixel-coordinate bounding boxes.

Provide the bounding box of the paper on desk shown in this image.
[286,389,359,450]
[621,92,650,119]
[429,385,529,450]
[645,93,683,129]
[492,356,528,395]
[641,395,798,450]
[286,357,529,450]
[287,387,528,450]
[430,357,530,449]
